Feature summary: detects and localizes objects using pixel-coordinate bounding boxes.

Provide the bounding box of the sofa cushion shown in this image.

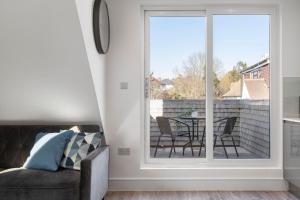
[61,132,101,170]
[0,168,80,200]
[0,127,36,169]
[23,130,74,171]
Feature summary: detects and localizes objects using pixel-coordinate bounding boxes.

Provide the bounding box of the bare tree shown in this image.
[169,53,223,99]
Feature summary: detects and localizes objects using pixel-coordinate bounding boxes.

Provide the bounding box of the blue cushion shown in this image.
[23,130,74,171]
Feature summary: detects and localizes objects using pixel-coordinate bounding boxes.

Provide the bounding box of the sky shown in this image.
[150,15,270,79]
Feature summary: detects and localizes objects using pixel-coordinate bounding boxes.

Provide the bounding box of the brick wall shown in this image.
[242,64,270,87]
[150,99,270,158]
[260,65,270,87]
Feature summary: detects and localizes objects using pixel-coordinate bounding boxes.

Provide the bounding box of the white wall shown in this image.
[105,0,298,191]
[0,0,101,123]
[281,0,300,77]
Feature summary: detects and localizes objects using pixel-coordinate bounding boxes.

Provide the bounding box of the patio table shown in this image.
[179,117,205,140]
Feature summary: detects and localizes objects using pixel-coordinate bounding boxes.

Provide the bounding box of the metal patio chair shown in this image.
[154,116,194,158]
[213,117,239,158]
[198,126,206,157]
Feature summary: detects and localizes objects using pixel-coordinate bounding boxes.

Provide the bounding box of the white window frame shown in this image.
[252,70,259,79]
[141,5,280,169]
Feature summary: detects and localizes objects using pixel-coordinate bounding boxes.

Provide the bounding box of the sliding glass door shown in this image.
[145,10,272,162]
[212,15,270,159]
[146,13,206,158]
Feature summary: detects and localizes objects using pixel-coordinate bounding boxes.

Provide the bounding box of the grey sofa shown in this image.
[0,125,109,200]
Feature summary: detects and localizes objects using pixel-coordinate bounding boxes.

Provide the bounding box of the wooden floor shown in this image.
[106,191,299,200]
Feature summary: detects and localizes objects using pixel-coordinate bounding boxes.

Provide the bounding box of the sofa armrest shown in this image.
[80,145,109,200]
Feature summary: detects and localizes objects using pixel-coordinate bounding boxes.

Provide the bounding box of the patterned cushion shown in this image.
[60,132,101,170]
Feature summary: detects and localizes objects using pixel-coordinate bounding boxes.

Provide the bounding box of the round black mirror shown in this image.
[93,0,110,54]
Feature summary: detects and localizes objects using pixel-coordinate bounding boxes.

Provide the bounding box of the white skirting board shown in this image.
[108,178,288,191]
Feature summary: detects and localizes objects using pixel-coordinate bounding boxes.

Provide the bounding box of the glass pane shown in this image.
[149,16,206,158]
[213,15,270,159]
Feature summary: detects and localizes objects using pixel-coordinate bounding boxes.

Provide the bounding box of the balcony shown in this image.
[150,99,270,159]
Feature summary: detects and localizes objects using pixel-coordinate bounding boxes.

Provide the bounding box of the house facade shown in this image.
[223,57,270,100]
[241,57,270,87]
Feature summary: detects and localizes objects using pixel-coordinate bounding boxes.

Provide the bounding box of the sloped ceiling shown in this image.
[0,0,100,123]
[75,0,107,130]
